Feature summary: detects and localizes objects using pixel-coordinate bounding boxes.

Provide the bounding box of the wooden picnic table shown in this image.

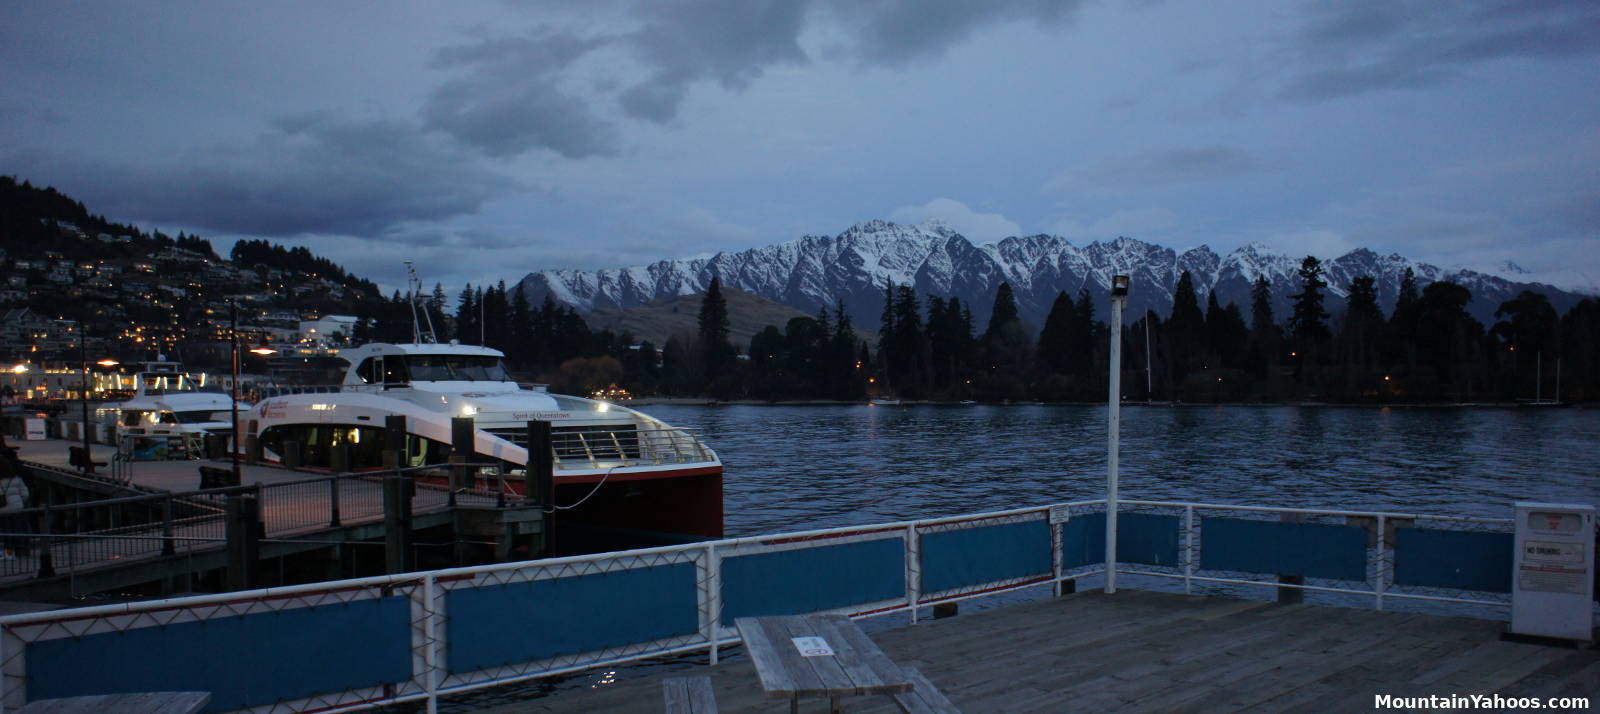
[735,614,912,714]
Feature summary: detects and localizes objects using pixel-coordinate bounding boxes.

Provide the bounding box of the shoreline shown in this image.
[625,397,1589,409]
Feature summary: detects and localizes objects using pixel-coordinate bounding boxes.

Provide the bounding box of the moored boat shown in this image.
[246,341,724,541]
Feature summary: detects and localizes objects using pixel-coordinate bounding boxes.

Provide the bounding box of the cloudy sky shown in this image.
[3,0,1597,293]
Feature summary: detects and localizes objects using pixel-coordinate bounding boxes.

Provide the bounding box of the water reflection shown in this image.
[646,404,1598,534]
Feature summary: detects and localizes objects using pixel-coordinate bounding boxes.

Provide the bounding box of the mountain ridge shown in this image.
[518,220,1590,331]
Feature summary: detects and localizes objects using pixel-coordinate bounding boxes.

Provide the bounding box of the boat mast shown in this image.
[1535,350,1542,403]
[405,261,438,344]
[1144,313,1153,400]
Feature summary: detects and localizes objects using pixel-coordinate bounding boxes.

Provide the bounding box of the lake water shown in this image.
[642,404,1600,534]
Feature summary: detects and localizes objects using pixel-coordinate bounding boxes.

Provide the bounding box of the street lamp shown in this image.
[230,303,241,482]
[1106,274,1130,594]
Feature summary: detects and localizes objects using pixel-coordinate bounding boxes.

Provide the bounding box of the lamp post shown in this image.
[230,303,241,481]
[78,328,91,472]
[1106,274,1130,594]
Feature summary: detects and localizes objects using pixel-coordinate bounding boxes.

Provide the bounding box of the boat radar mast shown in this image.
[405,261,438,344]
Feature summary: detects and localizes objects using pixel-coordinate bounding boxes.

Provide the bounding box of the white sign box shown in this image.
[791,637,834,657]
[1511,502,1595,642]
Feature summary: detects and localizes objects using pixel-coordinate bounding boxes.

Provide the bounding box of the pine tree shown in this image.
[1287,256,1330,346]
[1038,291,1075,373]
[697,276,732,383]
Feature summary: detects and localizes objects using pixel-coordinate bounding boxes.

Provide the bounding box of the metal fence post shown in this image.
[36,504,54,579]
[905,524,920,625]
[1183,504,1195,595]
[1051,510,1064,598]
[705,544,722,666]
[329,476,342,527]
[1375,514,1386,611]
[423,574,440,714]
[161,494,175,556]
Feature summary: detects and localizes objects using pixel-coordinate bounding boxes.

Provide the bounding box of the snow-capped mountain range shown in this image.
[516,220,1589,332]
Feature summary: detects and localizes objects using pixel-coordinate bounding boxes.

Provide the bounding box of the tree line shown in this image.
[348,260,1598,404]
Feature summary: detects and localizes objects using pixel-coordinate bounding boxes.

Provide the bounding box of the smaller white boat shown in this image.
[106,365,248,444]
[868,398,902,406]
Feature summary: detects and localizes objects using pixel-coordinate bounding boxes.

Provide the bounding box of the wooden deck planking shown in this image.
[472,590,1600,714]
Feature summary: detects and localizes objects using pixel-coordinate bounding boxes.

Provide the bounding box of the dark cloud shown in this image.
[1284,0,1600,102]
[1077,147,1262,187]
[422,33,620,158]
[619,0,809,121]
[6,114,512,238]
[831,0,1085,68]
[433,0,1093,138]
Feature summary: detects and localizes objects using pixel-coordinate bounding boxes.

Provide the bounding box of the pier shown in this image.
[0,437,541,600]
[481,589,1600,713]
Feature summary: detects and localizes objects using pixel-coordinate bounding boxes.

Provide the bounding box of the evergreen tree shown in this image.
[1166,271,1205,388]
[1389,267,1422,369]
[1338,276,1383,370]
[697,276,732,386]
[1038,291,1075,373]
[1287,256,1330,348]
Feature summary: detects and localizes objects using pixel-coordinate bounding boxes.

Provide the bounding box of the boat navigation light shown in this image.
[460,404,478,417]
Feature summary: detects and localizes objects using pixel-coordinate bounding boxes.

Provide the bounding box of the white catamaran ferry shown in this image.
[246,341,725,539]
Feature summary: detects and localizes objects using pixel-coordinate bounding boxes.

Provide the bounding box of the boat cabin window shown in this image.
[355,357,382,384]
[403,354,511,382]
[382,357,410,385]
[174,410,221,424]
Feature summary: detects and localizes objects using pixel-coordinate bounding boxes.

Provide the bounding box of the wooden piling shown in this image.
[225,493,261,591]
[383,475,414,574]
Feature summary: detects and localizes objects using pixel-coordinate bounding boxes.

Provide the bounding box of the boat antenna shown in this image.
[405,261,438,344]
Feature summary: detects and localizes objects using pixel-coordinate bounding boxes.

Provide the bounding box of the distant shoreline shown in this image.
[625,397,1588,409]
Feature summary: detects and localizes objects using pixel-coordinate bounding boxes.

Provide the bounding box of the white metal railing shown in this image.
[0,496,1536,714]
[1117,499,1516,610]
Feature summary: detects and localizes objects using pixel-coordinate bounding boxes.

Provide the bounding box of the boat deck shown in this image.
[473,589,1599,713]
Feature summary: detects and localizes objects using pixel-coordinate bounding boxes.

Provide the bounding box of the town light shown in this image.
[96,359,119,367]
[250,347,276,355]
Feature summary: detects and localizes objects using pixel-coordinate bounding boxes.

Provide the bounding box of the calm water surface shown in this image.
[642,404,1600,535]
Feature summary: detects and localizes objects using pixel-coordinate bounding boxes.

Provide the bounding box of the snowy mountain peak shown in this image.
[515,220,1591,331]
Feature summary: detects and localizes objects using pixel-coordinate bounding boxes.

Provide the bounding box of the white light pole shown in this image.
[1106,275,1130,594]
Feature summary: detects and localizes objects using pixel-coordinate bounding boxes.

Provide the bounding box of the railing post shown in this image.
[1375,514,1386,611]
[329,476,342,527]
[1183,504,1195,595]
[161,494,175,556]
[905,524,920,624]
[35,504,54,579]
[1051,510,1064,598]
[423,573,440,714]
[705,544,722,666]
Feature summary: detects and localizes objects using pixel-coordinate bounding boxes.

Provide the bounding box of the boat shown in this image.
[245,341,724,540]
[105,363,248,458]
[868,398,902,406]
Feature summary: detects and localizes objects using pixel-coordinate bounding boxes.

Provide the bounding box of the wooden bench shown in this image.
[662,675,717,713]
[891,666,961,714]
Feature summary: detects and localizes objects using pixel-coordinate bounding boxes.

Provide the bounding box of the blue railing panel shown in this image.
[1061,512,1105,569]
[446,563,698,674]
[721,538,905,624]
[26,597,410,713]
[1058,512,1179,569]
[1393,528,1513,593]
[921,521,1051,594]
[1200,518,1368,581]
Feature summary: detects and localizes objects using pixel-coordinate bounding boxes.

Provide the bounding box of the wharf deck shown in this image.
[2,439,500,592]
[478,590,1599,713]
